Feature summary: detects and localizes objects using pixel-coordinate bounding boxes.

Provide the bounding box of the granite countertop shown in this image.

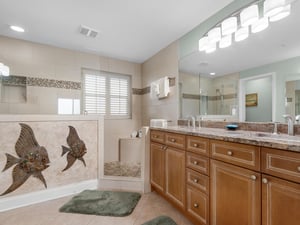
[151,126,300,153]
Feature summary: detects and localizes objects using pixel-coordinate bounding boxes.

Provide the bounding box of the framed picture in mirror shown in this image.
[246,93,258,107]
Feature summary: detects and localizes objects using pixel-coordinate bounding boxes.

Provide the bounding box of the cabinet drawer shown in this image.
[186,152,209,175]
[262,147,300,183]
[165,132,185,149]
[150,130,165,144]
[210,140,260,171]
[186,185,209,225]
[187,136,209,156]
[186,168,209,194]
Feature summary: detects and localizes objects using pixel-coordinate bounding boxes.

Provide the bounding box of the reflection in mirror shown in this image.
[179,0,300,122]
[179,72,239,120]
[286,78,300,118]
[239,73,275,122]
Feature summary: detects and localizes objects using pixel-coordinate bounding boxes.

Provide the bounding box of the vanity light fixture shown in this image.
[210,72,216,76]
[208,27,221,43]
[198,0,294,54]
[205,42,216,54]
[221,17,237,35]
[10,25,25,33]
[251,16,269,33]
[198,36,209,51]
[0,63,10,76]
[235,26,249,42]
[240,4,259,27]
[219,35,232,48]
[264,0,286,17]
[269,4,291,21]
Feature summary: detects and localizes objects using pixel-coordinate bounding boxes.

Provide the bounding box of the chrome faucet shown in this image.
[283,114,294,135]
[187,115,196,129]
[197,115,203,128]
[273,122,279,135]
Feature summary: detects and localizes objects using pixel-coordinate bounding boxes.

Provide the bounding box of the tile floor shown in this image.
[0,191,194,225]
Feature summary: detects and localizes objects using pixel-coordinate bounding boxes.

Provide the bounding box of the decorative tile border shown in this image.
[2,75,175,94]
[182,93,237,100]
[1,75,27,87]
[27,77,81,90]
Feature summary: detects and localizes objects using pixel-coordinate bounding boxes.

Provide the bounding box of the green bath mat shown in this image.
[141,216,177,225]
[59,190,141,217]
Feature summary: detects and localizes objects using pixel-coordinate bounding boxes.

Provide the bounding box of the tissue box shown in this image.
[150,119,168,128]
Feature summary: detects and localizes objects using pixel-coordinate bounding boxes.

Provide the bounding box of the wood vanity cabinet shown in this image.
[150,130,186,210]
[210,159,261,225]
[261,147,300,225]
[210,140,261,225]
[150,142,165,192]
[186,135,210,225]
[150,129,300,225]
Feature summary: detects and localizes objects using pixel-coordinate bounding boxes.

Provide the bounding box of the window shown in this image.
[58,98,80,114]
[82,69,131,118]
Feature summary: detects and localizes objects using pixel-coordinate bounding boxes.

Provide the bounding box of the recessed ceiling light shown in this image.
[210,72,216,76]
[10,25,25,33]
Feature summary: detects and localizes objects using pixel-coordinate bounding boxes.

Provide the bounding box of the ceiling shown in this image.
[0,0,232,63]
[179,0,300,77]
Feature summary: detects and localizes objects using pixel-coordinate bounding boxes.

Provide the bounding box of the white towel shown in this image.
[158,76,170,99]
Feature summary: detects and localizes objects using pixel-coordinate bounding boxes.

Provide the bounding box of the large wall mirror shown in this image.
[179,0,300,122]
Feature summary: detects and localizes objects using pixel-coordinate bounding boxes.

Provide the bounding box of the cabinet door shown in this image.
[165,146,185,210]
[150,142,165,192]
[187,185,209,225]
[210,160,261,225]
[262,175,300,225]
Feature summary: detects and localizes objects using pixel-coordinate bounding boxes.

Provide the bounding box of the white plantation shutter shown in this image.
[82,69,131,118]
[110,76,129,115]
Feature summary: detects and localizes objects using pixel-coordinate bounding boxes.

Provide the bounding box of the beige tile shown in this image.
[0,191,194,225]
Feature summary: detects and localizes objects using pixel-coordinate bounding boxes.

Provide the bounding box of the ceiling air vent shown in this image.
[79,25,98,38]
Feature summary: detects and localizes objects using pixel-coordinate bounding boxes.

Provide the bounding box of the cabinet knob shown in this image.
[171,138,176,142]
[193,143,198,147]
[193,179,198,183]
[297,166,300,172]
[227,151,233,156]
[160,145,164,149]
[193,203,199,208]
[262,178,268,184]
[154,135,158,138]
[250,175,257,181]
[193,161,198,165]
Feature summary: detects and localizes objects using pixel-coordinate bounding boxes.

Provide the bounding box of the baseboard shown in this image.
[0,179,98,212]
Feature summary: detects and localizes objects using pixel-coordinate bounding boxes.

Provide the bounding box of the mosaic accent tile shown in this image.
[169,77,176,87]
[132,88,143,95]
[1,75,27,87]
[27,77,81,90]
[183,93,237,101]
[182,94,201,100]
[104,161,141,178]
[142,86,151,94]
